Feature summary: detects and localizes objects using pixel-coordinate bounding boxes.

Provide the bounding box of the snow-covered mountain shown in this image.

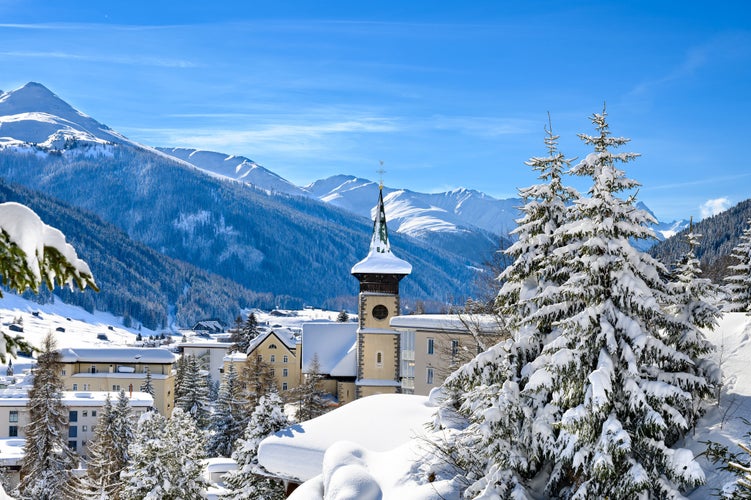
[155,147,306,197]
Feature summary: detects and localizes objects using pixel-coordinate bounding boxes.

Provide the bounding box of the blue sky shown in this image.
[1,1,750,222]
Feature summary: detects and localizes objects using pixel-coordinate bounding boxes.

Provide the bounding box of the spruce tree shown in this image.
[241,351,276,412]
[222,390,289,500]
[442,118,577,496]
[538,108,707,498]
[121,408,208,500]
[175,354,211,428]
[229,312,260,354]
[18,333,77,500]
[140,368,155,398]
[75,390,133,499]
[337,309,349,322]
[207,362,247,457]
[291,353,330,422]
[724,218,751,312]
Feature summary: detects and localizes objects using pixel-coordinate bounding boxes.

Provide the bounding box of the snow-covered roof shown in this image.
[58,347,177,364]
[0,438,25,466]
[301,323,357,375]
[257,394,435,483]
[390,313,502,334]
[0,389,153,407]
[246,328,298,355]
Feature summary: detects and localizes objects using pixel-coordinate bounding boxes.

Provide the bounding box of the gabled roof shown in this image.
[247,328,297,354]
[58,347,177,364]
[351,186,411,276]
[301,322,357,375]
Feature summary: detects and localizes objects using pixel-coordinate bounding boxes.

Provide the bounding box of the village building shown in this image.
[300,322,358,405]
[57,347,177,415]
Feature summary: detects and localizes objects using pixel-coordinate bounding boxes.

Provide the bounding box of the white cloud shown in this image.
[700,197,731,219]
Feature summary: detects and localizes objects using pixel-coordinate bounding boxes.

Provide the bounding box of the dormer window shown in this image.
[269,344,278,349]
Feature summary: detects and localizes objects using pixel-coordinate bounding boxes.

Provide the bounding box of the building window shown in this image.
[283,368,288,377]
[82,425,88,432]
[257,354,263,362]
[72,384,78,391]
[8,426,17,437]
[82,411,88,417]
[427,367,434,385]
[269,344,277,349]
[91,411,97,417]
[69,410,78,423]
[83,384,90,391]
[270,354,276,363]
[68,441,77,451]
[113,385,121,391]
[270,368,275,377]
[9,411,18,423]
[451,339,459,358]
[427,338,435,355]
[282,382,288,391]
[61,369,66,376]
[283,355,289,363]
[90,365,97,374]
[69,426,78,438]
[376,351,383,367]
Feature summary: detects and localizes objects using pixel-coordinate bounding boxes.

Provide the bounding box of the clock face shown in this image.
[372,304,389,320]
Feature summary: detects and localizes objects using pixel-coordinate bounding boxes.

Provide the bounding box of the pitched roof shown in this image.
[301,322,357,375]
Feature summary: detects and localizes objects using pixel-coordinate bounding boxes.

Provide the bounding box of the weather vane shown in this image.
[377,161,385,189]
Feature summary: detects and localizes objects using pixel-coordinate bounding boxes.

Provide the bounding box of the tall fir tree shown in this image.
[140,368,155,398]
[440,118,578,496]
[121,409,208,500]
[18,333,77,500]
[537,108,708,498]
[74,390,134,499]
[222,390,289,500]
[291,353,330,422]
[241,351,276,412]
[175,354,211,428]
[229,312,260,354]
[207,362,247,457]
[724,218,751,312]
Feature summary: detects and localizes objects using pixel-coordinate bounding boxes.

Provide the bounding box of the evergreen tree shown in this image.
[440,118,577,496]
[664,228,720,433]
[175,354,211,428]
[241,351,276,412]
[207,363,247,457]
[75,390,134,499]
[229,312,260,354]
[537,108,707,498]
[121,408,208,500]
[336,309,349,322]
[291,353,330,422]
[140,368,155,398]
[18,333,77,500]
[724,218,751,312]
[222,390,289,500]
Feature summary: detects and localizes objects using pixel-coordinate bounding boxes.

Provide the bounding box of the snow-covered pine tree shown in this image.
[337,309,349,322]
[724,218,751,312]
[663,228,720,435]
[140,368,155,398]
[536,108,707,498]
[437,118,578,496]
[18,333,77,500]
[120,408,208,500]
[175,354,211,428]
[229,312,260,354]
[207,362,247,457]
[291,353,330,422]
[75,390,134,499]
[222,389,289,500]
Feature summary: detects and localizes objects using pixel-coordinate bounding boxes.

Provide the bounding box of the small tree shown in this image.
[175,354,211,428]
[222,390,289,500]
[291,353,330,422]
[74,390,134,499]
[229,313,260,354]
[724,218,751,313]
[18,333,77,500]
[121,408,208,500]
[207,363,247,457]
[336,309,349,322]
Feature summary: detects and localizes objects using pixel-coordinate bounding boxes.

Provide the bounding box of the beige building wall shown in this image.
[247,334,302,394]
[359,293,400,329]
[411,330,482,396]
[60,361,175,415]
[359,333,399,383]
[337,381,356,405]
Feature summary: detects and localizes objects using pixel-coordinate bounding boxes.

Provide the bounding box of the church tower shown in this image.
[351,185,412,398]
